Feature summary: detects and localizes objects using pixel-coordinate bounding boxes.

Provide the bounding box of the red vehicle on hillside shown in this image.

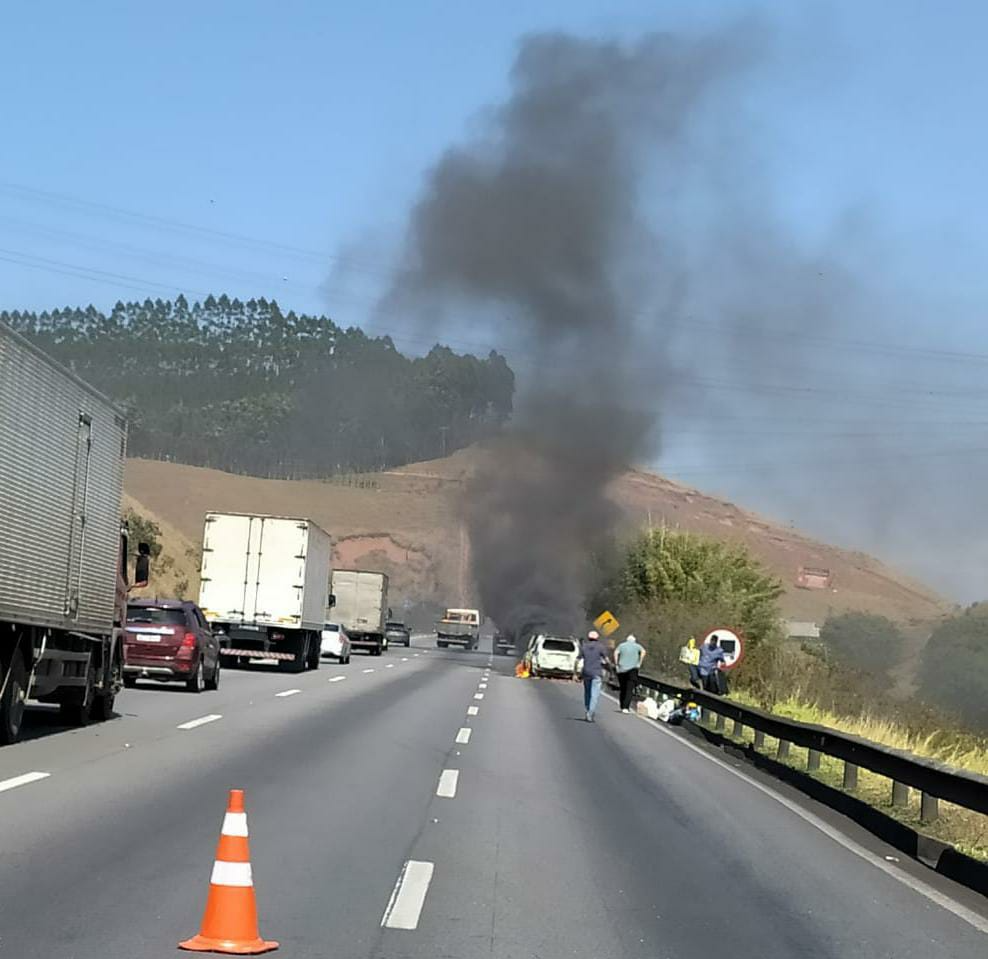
[124,600,221,693]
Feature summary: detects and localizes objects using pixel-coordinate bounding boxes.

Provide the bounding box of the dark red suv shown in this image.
[124,600,221,693]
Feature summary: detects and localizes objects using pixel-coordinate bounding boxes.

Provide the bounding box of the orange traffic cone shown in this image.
[179,789,278,955]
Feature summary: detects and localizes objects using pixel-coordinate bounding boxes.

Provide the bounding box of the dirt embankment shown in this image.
[124,448,951,631]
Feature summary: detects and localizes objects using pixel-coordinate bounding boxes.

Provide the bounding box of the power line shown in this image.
[6,177,988,368]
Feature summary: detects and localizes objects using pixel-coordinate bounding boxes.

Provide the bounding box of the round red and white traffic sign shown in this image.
[703,627,744,670]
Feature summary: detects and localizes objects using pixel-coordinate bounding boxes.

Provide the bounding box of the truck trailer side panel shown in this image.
[300,523,332,630]
[0,322,124,634]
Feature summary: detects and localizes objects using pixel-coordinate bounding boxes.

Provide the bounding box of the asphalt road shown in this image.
[0,639,986,959]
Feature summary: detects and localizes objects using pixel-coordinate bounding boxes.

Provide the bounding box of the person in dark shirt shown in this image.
[698,633,728,695]
[580,630,608,722]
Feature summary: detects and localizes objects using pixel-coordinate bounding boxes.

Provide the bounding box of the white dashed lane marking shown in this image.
[386,663,395,669]
[329,675,346,683]
[436,769,459,798]
[363,668,375,674]
[177,714,223,730]
[455,727,472,744]
[0,771,50,794]
[381,860,435,930]
[275,689,301,698]
[467,706,479,716]
[473,693,484,701]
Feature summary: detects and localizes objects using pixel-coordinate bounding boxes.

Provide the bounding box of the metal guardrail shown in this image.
[627,672,988,822]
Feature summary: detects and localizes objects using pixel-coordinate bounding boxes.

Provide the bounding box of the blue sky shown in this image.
[3,1,988,596]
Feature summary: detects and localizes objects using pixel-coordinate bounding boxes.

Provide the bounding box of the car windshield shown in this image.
[127,606,185,626]
[542,638,576,652]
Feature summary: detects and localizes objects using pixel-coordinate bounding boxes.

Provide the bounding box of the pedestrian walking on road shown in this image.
[580,630,607,722]
[614,633,646,713]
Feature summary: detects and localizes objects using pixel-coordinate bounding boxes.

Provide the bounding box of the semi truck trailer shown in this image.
[198,512,332,672]
[0,321,148,744]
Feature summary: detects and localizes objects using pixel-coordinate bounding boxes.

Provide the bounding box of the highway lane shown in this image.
[0,641,985,958]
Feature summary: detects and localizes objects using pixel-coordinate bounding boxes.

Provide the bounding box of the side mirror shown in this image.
[134,543,151,586]
[328,593,336,608]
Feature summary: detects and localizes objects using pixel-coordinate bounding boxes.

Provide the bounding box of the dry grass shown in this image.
[719,691,988,861]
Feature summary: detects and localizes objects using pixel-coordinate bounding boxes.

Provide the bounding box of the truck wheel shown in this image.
[0,654,29,745]
[308,637,320,671]
[123,674,138,689]
[91,649,122,722]
[291,637,309,673]
[60,662,96,726]
[438,641,447,649]
[186,659,205,693]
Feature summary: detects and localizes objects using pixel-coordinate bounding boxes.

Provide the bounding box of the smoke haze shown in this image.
[379,22,986,616]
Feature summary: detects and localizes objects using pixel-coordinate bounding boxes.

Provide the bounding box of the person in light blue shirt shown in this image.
[614,633,646,713]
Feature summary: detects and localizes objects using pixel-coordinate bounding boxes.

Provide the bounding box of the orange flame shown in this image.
[515,661,530,679]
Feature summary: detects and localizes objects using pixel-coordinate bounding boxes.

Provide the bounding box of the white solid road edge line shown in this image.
[436,769,459,798]
[0,771,50,794]
[275,688,302,698]
[467,706,479,716]
[329,675,347,683]
[456,727,472,744]
[177,714,223,730]
[602,691,988,936]
[381,860,435,930]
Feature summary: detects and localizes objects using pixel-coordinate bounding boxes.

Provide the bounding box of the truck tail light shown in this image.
[271,632,285,641]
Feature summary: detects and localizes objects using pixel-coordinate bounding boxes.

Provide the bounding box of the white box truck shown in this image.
[0,321,149,744]
[330,570,390,656]
[198,513,332,673]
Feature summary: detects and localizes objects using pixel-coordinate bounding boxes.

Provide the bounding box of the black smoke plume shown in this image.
[381,30,755,641]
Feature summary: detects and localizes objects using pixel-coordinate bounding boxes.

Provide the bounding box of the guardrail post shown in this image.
[753,730,765,749]
[921,792,939,822]
[777,740,790,760]
[891,781,909,807]
[715,713,726,732]
[807,749,821,772]
[843,762,858,791]
[732,719,744,738]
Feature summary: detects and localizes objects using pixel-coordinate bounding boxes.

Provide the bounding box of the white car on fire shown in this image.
[527,634,581,679]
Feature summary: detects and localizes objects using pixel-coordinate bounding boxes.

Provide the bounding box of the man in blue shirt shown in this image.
[614,633,646,713]
[698,633,728,695]
[580,630,608,722]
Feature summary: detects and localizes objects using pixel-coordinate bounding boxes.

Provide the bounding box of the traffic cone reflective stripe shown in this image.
[179,789,278,955]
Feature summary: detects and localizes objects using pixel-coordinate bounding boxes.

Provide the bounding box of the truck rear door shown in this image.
[252,518,306,626]
[200,514,253,621]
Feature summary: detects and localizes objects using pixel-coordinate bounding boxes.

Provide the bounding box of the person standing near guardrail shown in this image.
[679,636,701,689]
[698,633,728,695]
[614,633,646,713]
[580,630,607,722]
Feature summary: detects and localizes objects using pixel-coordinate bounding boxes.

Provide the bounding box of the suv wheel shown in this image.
[205,660,220,690]
[186,659,205,693]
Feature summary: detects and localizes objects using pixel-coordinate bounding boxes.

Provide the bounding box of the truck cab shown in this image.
[436,608,481,651]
